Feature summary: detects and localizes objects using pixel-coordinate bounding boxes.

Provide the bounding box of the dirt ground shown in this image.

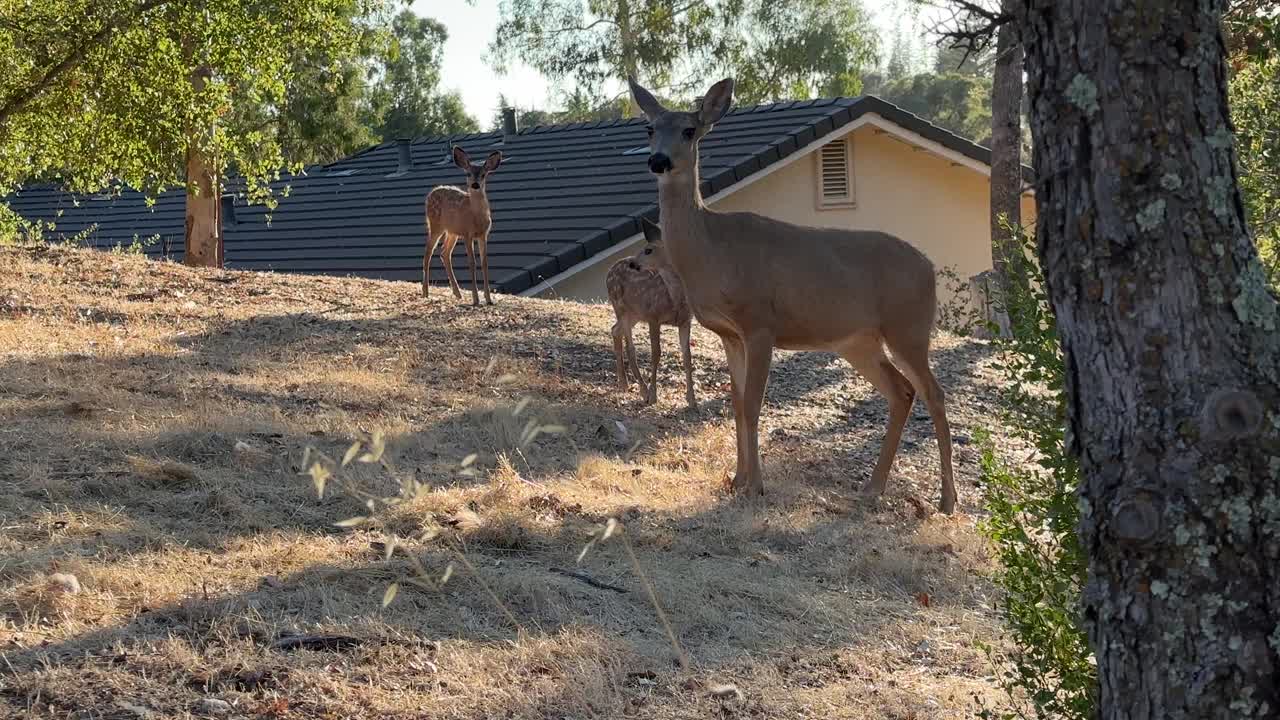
[0,245,1022,719]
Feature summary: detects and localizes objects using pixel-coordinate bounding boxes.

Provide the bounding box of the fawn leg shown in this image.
[443,234,462,299]
[423,230,444,297]
[646,322,661,405]
[611,320,629,390]
[480,233,493,305]
[624,324,649,401]
[463,235,479,306]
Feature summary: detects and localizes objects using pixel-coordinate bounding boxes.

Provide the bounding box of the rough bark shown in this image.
[1020,1,1280,717]
[987,2,1022,338]
[183,63,221,268]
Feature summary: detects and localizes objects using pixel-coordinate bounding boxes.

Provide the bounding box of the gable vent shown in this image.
[816,138,854,208]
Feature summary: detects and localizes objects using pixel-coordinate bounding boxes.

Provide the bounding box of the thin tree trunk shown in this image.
[1020,1,1280,717]
[617,0,639,116]
[987,2,1022,338]
[183,63,221,268]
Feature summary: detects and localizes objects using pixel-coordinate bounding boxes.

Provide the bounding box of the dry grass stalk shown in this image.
[0,246,1032,719]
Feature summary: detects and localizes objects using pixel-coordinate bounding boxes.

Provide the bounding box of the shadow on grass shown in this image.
[0,301,1002,717]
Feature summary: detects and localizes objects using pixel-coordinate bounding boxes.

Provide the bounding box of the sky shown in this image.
[414,0,940,125]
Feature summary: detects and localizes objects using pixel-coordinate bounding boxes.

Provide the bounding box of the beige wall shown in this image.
[531,123,1037,306]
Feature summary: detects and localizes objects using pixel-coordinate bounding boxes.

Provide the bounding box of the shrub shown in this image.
[975,224,1096,720]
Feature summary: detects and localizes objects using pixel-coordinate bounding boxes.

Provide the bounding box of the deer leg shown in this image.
[721,335,747,490]
[733,334,773,496]
[480,233,493,305]
[841,340,915,504]
[887,340,956,514]
[443,234,463,299]
[463,235,479,306]
[645,322,661,405]
[611,320,629,391]
[423,229,444,298]
[624,323,649,401]
[679,320,696,410]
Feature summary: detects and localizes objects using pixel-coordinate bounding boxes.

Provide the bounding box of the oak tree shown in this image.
[1016,0,1280,715]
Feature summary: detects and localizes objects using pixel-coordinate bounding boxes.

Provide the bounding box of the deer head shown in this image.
[452,146,503,191]
[628,77,734,183]
[628,217,671,272]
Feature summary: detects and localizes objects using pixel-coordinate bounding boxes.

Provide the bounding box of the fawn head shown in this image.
[629,217,670,272]
[628,77,734,181]
[452,146,502,191]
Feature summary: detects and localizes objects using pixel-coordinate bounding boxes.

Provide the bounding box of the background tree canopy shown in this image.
[489,0,880,106]
[0,0,481,199]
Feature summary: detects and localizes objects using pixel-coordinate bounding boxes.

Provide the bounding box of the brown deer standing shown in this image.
[629,77,956,513]
[423,146,502,305]
[606,217,696,409]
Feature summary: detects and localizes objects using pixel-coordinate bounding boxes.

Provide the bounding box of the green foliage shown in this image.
[489,0,878,106]
[871,71,995,145]
[727,0,878,102]
[975,225,1096,720]
[1,2,478,196]
[365,10,478,142]
[1230,53,1280,286]
[0,0,377,206]
[934,265,982,336]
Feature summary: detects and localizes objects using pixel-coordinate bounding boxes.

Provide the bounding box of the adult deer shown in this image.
[423,146,501,305]
[606,217,696,409]
[629,77,956,513]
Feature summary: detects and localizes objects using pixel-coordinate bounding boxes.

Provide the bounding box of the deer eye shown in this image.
[682,127,696,140]
[644,248,653,255]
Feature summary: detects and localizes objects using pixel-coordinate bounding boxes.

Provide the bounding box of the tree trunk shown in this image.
[1020,1,1280,717]
[987,3,1022,338]
[617,0,639,116]
[183,63,221,268]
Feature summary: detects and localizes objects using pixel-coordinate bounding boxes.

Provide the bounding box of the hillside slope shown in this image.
[1,246,1017,719]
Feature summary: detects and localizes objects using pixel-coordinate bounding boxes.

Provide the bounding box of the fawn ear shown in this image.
[483,151,502,172]
[451,145,470,169]
[628,76,666,120]
[640,217,661,243]
[697,78,734,127]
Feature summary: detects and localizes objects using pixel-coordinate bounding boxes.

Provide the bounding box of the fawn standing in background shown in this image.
[424,146,502,305]
[630,77,955,513]
[606,218,696,410]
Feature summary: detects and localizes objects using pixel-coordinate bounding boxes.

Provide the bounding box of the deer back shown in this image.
[606,258,687,326]
[426,186,490,236]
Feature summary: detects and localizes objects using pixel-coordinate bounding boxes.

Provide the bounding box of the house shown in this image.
[6,96,1034,305]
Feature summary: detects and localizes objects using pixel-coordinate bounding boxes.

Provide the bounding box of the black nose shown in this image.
[471,183,480,189]
[648,154,672,174]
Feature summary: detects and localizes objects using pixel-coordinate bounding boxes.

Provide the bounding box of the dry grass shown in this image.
[0,245,1024,719]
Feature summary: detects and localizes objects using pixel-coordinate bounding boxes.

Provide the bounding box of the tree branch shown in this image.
[925,0,1014,68]
[0,0,177,126]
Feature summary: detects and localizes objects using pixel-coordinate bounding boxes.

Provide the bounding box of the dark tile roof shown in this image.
[5,96,1033,294]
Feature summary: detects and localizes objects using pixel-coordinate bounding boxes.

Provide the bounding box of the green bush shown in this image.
[975,224,1096,720]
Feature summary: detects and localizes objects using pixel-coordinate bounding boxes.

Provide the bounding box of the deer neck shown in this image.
[468,188,490,218]
[656,170,712,271]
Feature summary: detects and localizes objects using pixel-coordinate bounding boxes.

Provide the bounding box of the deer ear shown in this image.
[483,151,502,172]
[628,77,666,120]
[640,217,661,243]
[698,78,734,127]
[452,146,470,169]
